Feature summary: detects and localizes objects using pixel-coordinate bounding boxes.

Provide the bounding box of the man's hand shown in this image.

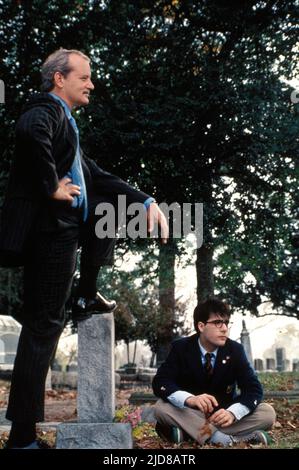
[208,409,235,427]
[185,394,218,414]
[147,202,169,244]
[51,177,81,203]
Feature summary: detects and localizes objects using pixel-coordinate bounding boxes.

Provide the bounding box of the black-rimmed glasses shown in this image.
[204,320,232,328]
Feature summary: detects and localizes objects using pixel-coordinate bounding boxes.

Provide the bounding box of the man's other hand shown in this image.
[208,408,235,427]
[51,177,81,203]
[147,202,169,244]
[185,394,218,414]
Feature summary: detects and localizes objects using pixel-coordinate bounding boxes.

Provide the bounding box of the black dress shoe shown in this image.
[72,291,117,322]
[4,440,41,449]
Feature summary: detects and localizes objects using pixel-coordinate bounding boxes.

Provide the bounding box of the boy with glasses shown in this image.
[153,298,276,446]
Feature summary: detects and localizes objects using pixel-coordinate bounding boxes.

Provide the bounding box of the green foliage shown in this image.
[0,0,298,322]
[258,372,299,392]
[96,252,188,353]
[114,404,156,440]
[114,404,142,427]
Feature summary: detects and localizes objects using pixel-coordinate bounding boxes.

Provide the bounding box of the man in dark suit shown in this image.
[153,298,276,446]
[0,49,168,448]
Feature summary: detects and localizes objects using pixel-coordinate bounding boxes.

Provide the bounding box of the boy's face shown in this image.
[197,312,231,351]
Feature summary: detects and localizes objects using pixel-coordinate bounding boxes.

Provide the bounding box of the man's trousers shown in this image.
[6,195,117,423]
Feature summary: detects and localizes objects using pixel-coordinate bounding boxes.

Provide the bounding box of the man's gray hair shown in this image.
[41,48,90,92]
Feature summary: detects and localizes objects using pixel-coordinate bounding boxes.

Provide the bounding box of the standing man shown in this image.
[153,298,276,446]
[0,49,168,448]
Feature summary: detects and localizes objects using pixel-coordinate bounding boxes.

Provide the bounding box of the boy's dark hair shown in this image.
[193,298,231,333]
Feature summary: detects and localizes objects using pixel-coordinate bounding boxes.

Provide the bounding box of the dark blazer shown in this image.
[152,334,263,413]
[0,93,150,265]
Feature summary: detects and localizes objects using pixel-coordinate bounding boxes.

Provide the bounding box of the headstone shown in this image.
[292,360,299,372]
[56,314,132,449]
[282,359,290,372]
[115,372,121,389]
[254,358,264,371]
[78,314,115,422]
[51,359,62,371]
[240,320,253,366]
[266,358,276,371]
[66,362,78,372]
[138,367,157,374]
[45,368,52,391]
[64,371,77,389]
[137,372,156,384]
[51,370,64,388]
[276,348,286,372]
[125,364,137,374]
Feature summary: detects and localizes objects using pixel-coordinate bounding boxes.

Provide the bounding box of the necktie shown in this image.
[68,115,88,221]
[204,352,213,377]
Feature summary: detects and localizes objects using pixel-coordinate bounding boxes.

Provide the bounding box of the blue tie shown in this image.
[67,115,88,221]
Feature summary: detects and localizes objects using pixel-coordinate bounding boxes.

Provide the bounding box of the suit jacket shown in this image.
[152,334,263,413]
[0,93,150,265]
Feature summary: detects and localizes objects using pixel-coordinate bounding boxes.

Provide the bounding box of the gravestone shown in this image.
[240,320,253,366]
[254,358,264,371]
[45,368,52,391]
[276,348,286,372]
[266,358,276,371]
[293,360,299,372]
[282,359,290,372]
[56,314,132,449]
[51,359,62,371]
[66,362,78,372]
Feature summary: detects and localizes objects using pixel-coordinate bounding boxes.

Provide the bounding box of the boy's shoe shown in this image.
[233,430,273,446]
[155,422,185,444]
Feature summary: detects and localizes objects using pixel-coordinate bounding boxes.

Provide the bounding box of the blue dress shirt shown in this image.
[49,93,88,221]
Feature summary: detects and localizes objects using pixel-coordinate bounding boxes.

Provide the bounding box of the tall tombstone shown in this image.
[254,358,264,372]
[266,358,276,371]
[293,360,299,372]
[56,314,132,449]
[45,368,52,391]
[240,320,253,366]
[282,359,290,372]
[276,348,286,372]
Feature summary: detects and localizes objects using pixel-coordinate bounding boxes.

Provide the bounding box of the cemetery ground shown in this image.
[0,372,298,449]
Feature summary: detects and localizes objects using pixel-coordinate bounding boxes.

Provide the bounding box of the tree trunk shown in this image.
[132,340,137,365]
[150,352,156,368]
[196,244,214,303]
[156,241,176,366]
[126,342,130,364]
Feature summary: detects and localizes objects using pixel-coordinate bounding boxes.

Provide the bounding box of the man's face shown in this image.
[54,54,94,108]
[197,313,231,351]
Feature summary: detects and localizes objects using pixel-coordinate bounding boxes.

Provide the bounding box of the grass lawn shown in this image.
[258,371,299,391]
